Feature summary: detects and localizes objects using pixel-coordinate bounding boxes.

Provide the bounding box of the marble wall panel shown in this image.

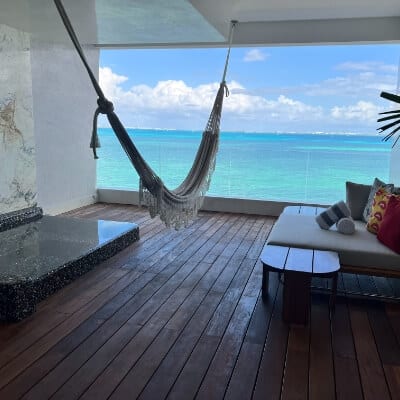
[0,23,37,214]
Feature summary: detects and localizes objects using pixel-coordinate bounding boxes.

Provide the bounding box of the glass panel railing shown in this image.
[96,128,391,204]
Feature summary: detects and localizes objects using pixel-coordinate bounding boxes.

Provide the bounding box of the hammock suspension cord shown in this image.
[54,0,237,228]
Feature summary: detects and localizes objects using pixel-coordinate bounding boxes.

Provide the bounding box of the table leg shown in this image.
[262,267,269,300]
[283,271,311,325]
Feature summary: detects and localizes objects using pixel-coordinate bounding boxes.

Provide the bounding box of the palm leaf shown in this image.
[377,113,400,123]
[381,91,400,103]
[378,91,400,147]
[379,109,400,115]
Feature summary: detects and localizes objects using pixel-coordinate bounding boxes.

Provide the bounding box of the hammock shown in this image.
[54,0,236,229]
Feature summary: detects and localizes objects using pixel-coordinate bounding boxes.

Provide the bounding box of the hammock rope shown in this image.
[54,0,236,228]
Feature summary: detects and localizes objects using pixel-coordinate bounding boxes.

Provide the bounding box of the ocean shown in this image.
[96,128,392,204]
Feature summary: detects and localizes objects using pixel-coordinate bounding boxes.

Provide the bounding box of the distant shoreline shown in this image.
[98,127,382,138]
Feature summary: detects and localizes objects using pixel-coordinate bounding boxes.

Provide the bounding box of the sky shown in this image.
[99,44,400,134]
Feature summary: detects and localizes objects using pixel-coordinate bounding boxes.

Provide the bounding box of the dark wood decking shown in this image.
[1,203,400,400]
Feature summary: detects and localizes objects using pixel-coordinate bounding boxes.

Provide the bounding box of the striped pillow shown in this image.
[316,201,350,230]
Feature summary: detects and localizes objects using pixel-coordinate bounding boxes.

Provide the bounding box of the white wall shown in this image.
[390,144,400,186]
[30,41,99,215]
[0,23,37,214]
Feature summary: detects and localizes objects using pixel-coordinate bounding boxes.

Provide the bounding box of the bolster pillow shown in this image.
[336,217,355,235]
[316,200,351,230]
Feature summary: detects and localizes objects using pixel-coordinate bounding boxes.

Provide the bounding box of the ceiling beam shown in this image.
[231,17,400,46]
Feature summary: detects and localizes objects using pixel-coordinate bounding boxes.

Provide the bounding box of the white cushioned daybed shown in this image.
[267,212,400,275]
[266,179,400,277]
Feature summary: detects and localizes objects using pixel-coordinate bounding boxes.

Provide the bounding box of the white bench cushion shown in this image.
[267,213,400,270]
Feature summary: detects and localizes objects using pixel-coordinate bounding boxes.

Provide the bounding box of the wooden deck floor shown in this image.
[1,203,400,400]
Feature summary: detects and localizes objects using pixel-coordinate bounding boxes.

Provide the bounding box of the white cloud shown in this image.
[243,49,268,62]
[335,61,398,73]
[244,65,397,102]
[100,67,216,113]
[330,101,382,122]
[247,61,396,100]
[98,66,384,132]
[303,70,397,98]
[98,67,324,130]
[99,67,128,100]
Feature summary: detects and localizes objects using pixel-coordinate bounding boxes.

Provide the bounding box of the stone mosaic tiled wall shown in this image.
[0,24,37,214]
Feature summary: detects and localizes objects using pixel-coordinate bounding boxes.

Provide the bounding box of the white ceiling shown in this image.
[1,0,400,47]
[192,0,400,24]
[190,0,400,46]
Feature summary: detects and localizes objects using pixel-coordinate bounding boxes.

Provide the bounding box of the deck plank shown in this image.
[137,219,270,400]
[166,240,268,397]
[65,214,251,400]
[280,323,310,400]
[90,218,259,400]
[194,265,264,400]
[0,267,140,391]
[0,269,144,398]
[114,219,264,400]
[368,304,400,399]
[309,295,335,400]
[223,287,279,400]
[252,284,288,400]
[331,297,363,400]
[349,304,391,400]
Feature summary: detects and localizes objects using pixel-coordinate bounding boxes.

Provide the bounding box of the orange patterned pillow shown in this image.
[366,188,397,234]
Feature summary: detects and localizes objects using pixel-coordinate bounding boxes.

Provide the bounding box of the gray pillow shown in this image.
[362,178,394,222]
[346,181,371,221]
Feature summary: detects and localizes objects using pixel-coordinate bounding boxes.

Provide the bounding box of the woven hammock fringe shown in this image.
[139,130,219,230]
[140,189,204,230]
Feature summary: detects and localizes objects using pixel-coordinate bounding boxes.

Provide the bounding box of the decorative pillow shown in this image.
[362,178,394,222]
[336,217,355,235]
[377,195,400,254]
[366,188,393,234]
[345,181,371,220]
[316,200,350,230]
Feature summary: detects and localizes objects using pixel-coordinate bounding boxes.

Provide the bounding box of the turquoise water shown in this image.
[96,128,392,204]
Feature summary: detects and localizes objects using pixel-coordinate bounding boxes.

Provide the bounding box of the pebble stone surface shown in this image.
[0,210,139,321]
[0,206,43,233]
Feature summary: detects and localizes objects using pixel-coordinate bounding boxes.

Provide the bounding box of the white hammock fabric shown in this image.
[54,0,235,229]
[139,81,227,228]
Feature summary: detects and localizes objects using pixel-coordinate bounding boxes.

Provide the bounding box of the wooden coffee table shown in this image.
[260,244,340,324]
